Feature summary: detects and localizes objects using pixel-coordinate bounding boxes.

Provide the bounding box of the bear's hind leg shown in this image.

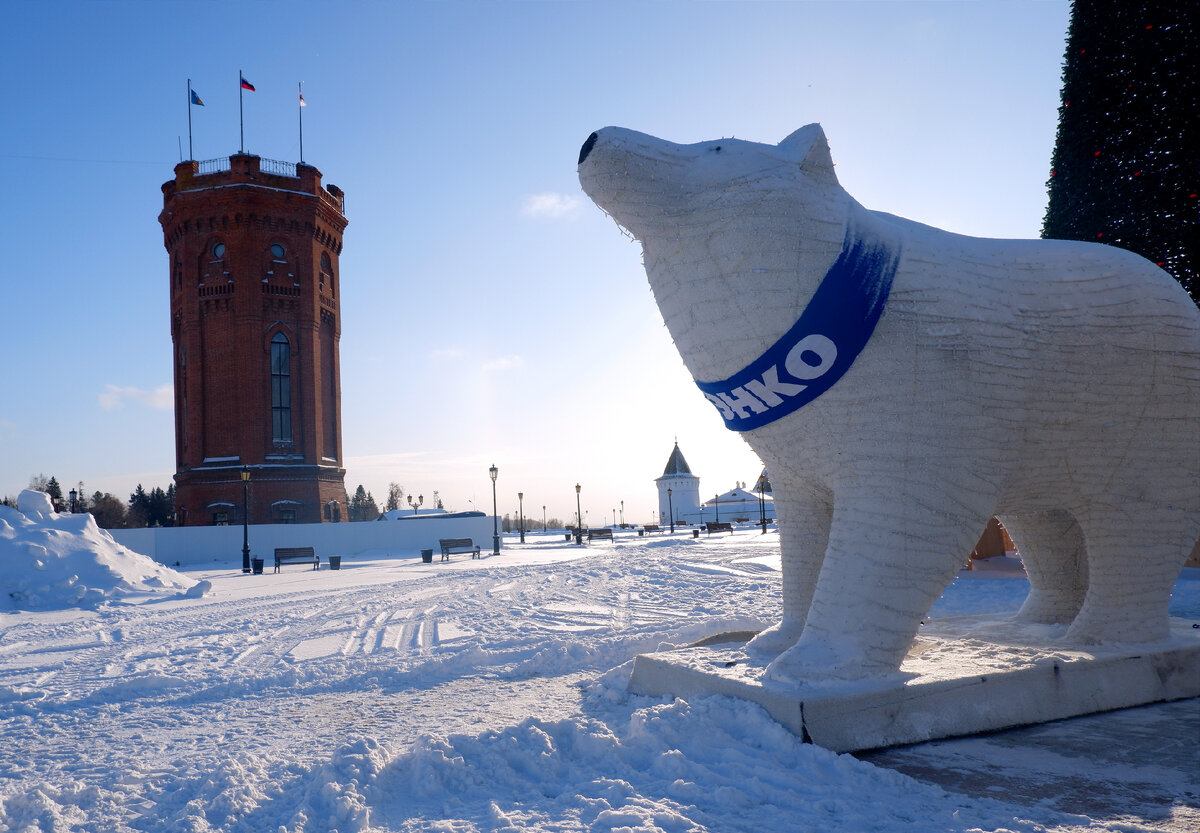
[1067,504,1195,644]
[1001,510,1087,625]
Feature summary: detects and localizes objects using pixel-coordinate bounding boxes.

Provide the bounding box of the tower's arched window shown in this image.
[271,333,292,443]
[320,252,333,295]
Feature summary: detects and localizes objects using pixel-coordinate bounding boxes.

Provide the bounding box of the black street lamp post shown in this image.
[667,488,674,534]
[758,480,767,534]
[407,493,424,515]
[574,484,583,545]
[490,464,500,555]
[518,492,525,544]
[240,466,251,574]
[714,493,720,524]
[542,505,546,533]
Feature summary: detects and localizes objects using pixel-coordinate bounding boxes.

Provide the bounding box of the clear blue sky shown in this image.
[0,0,1069,525]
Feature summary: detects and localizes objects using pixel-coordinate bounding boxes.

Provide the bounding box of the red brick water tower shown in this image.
[159,154,348,525]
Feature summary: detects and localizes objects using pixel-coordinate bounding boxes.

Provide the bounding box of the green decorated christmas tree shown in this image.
[1042,0,1198,304]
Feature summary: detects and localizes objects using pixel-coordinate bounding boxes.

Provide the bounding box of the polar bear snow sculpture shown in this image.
[578,125,1200,682]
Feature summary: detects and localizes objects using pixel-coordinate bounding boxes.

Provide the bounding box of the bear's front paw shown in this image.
[744,619,804,657]
[763,639,892,684]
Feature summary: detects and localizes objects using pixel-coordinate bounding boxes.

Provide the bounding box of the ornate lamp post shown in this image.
[714,493,720,524]
[518,492,525,543]
[620,500,624,527]
[240,466,251,573]
[407,493,424,515]
[575,484,583,545]
[542,504,546,532]
[667,487,675,534]
[489,464,500,555]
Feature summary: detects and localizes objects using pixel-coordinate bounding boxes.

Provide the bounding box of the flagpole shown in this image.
[187,78,193,161]
[239,70,245,153]
[298,82,304,164]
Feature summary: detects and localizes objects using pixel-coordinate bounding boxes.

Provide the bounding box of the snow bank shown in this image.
[0,490,201,611]
[233,687,1063,833]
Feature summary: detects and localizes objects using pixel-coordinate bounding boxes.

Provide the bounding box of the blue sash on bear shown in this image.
[696,211,902,432]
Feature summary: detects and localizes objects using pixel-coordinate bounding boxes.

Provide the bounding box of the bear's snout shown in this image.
[578,132,599,166]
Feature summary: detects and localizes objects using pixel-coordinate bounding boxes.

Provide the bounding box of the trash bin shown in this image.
[251,557,264,575]
[638,529,644,537]
[328,555,342,570]
[421,549,433,563]
[693,529,700,538]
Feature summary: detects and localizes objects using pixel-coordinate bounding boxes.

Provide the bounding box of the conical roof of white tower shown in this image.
[661,442,693,476]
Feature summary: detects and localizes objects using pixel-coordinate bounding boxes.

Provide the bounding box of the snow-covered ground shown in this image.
[1,502,1196,832]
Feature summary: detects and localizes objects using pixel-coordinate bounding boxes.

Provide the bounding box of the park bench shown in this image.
[642,524,659,533]
[588,528,613,542]
[274,546,319,572]
[705,522,733,535]
[439,537,481,561]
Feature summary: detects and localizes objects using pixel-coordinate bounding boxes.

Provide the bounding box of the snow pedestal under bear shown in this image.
[578,125,1200,750]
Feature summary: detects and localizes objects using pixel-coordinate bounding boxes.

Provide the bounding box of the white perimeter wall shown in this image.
[111,515,497,567]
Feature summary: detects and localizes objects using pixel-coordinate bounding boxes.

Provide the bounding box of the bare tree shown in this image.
[385,482,405,512]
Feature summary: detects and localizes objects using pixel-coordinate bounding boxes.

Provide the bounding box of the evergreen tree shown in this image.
[147,486,175,527]
[349,485,380,521]
[128,485,151,527]
[89,492,127,529]
[45,477,64,511]
[1042,0,1199,303]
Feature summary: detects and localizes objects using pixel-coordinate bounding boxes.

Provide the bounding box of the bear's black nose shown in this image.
[578,132,598,166]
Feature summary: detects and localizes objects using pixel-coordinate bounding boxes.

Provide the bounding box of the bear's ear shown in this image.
[779,124,837,186]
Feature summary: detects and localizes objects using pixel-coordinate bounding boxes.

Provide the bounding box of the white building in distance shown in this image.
[655,442,700,527]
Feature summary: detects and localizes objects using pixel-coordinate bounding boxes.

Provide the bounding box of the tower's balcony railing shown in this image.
[171,155,344,216]
[195,156,298,178]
